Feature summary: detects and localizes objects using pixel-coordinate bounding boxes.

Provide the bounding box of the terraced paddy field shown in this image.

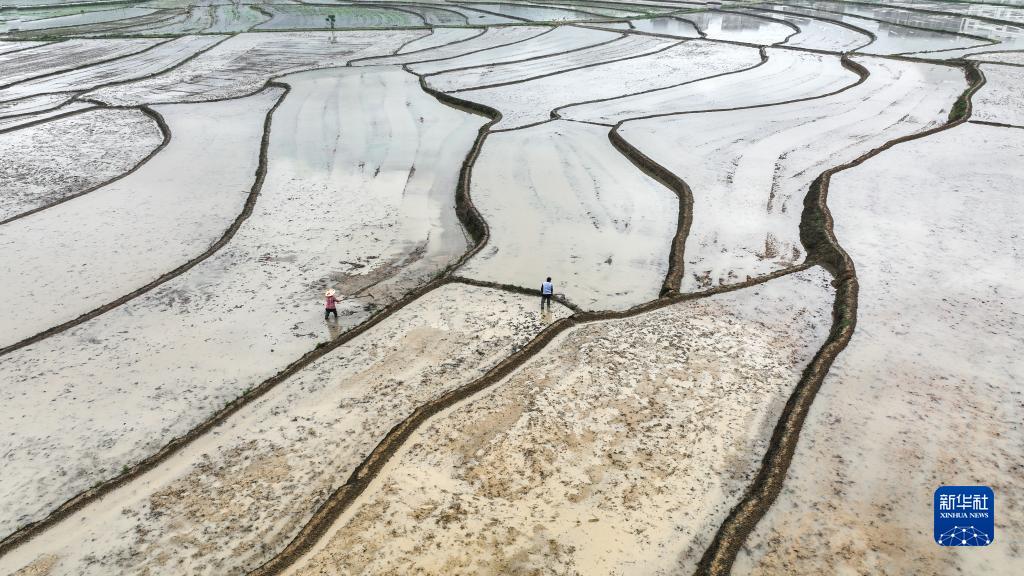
[0,1,1021,575]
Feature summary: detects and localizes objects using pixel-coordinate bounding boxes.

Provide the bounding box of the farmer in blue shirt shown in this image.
[540,277,554,310]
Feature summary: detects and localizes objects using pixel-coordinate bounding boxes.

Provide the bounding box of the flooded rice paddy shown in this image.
[0,1,1021,575]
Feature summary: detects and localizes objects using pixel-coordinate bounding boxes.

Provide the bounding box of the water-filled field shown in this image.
[0,1,1021,575]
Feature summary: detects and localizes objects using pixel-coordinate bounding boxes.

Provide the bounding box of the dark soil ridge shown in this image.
[607,124,692,296]
[534,0,688,15]
[970,118,1024,129]
[960,51,1024,67]
[246,263,815,576]
[0,81,287,361]
[0,101,97,134]
[0,105,170,226]
[692,60,985,576]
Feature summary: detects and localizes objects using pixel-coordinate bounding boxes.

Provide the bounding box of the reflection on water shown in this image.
[688,11,779,33]
[629,16,701,38]
[762,2,1001,53]
[780,0,1024,42]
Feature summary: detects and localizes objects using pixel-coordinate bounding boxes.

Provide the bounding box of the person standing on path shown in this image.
[540,277,554,310]
[324,288,339,321]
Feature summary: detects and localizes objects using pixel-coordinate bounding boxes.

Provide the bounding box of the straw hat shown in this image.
[325,289,337,297]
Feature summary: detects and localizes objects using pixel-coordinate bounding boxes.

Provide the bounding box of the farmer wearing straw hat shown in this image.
[324,288,339,321]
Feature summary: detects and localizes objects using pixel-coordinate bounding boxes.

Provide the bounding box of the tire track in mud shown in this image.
[247,263,816,576]
[0,82,288,359]
[0,105,170,226]
[692,61,986,576]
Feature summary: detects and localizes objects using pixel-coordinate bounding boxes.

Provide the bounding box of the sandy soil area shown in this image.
[735,123,1024,575]
[0,284,568,576]
[288,268,834,575]
[0,108,162,221]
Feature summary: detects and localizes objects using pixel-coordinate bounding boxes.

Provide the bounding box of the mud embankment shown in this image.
[692,60,985,576]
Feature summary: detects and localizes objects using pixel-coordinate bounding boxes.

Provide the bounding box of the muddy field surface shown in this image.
[2,1,1023,574]
[287,268,834,575]
[735,122,1024,576]
[0,108,162,222]
[0,284,568,575]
